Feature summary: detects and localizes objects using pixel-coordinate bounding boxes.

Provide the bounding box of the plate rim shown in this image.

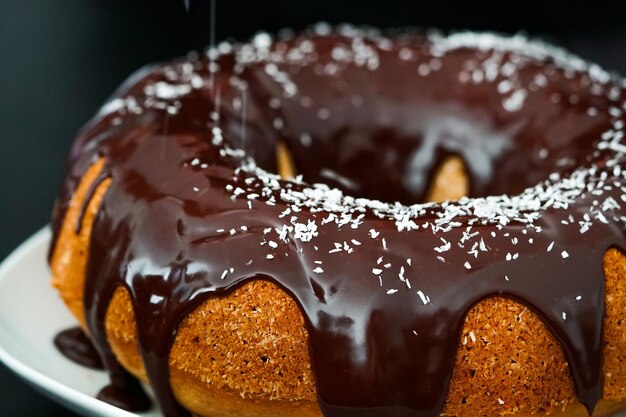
[0,226,140,417]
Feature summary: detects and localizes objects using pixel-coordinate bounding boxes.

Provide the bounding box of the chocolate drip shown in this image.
[50,31,626,417]
[54,326,151,411]
[54,327,104,369]
[75,170,109,234]
[83,267,153,413]
[97,383,152,412]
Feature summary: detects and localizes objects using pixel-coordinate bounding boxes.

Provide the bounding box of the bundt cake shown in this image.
[50,26,626,417]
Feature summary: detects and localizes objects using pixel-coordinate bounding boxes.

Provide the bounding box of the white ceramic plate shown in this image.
[0,227,157,417]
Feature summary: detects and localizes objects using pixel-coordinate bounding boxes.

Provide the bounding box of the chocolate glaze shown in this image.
[97,382,152,412]
[50,29,626,417]
[54,327,104,369]
[54,328,152,412]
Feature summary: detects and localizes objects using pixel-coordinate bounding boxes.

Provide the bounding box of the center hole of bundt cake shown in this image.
[269,100,603,206]
[277,142,468,204]
[272,108,518,205]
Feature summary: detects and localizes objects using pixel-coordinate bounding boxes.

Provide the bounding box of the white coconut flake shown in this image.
[417,290,429,305]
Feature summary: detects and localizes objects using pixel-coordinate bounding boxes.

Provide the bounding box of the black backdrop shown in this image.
[1,0,626,415]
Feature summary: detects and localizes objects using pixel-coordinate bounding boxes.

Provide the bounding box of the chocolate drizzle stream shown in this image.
[51,30,626,417]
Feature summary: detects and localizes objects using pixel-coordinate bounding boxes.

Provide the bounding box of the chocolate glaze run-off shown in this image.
[51,29,626,417]
[97,383,152,413]
[54,328,151,411]
[54,327,104,370]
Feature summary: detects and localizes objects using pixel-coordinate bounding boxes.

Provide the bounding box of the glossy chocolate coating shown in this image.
[51,30,626,417]
[54,327,104,370]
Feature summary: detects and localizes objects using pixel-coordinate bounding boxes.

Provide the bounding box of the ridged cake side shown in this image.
[51,158,626,417]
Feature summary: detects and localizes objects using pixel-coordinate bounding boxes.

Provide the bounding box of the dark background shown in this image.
[1,0,626,415]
